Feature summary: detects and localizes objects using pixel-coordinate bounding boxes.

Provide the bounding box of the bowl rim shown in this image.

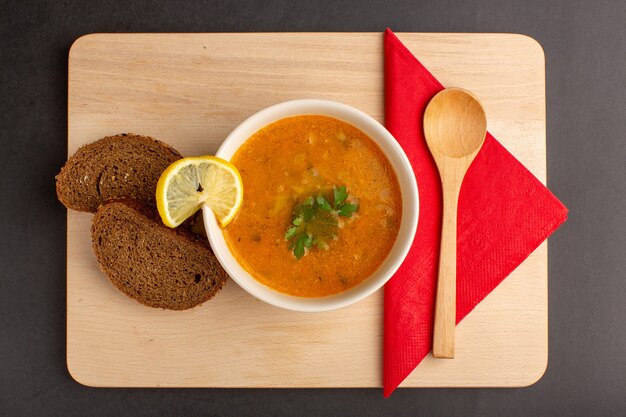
[203,98,419,312]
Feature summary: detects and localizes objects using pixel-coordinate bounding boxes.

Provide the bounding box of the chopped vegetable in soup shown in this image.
[223,115,402,297]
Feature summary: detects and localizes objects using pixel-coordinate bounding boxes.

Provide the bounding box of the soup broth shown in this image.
[223,115,402,297]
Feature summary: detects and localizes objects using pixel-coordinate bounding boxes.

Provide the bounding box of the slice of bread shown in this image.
[56,133,182,212]
[91,199,228,310]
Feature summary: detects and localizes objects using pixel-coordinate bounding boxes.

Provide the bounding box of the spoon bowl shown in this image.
[424,88,487,159]
[423,88,487,358]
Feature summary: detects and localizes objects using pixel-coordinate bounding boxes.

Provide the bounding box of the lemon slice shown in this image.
[156,156,243,228]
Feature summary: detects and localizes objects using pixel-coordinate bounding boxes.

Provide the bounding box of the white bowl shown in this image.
[203,99,418,312]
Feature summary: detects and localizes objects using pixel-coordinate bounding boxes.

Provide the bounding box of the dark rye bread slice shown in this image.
[56,133,182,212]
[92,199,228,310]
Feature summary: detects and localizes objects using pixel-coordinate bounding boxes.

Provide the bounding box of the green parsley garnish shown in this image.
[285,185,358,260]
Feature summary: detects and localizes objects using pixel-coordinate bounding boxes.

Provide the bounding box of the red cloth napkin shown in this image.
[383,29,568,397]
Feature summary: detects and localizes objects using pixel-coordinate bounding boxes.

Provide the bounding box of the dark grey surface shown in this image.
[1,0,625,415]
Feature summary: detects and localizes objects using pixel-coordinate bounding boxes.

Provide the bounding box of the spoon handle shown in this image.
[433,177,460,359]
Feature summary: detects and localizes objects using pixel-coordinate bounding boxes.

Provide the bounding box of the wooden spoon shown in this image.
[423,88,487,359]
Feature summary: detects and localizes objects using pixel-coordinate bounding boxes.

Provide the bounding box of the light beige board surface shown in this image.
[67,33,547,388]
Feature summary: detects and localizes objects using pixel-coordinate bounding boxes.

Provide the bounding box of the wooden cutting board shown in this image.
[67,32,547,388]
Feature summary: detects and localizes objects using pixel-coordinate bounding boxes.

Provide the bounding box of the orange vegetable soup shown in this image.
[223,115,402,297]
